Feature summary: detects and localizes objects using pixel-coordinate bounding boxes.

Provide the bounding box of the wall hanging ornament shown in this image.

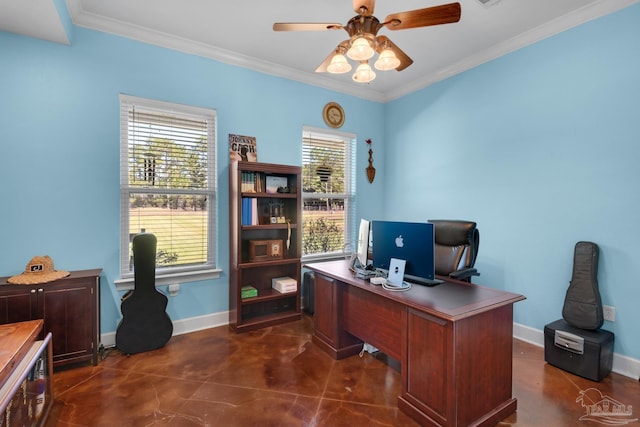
[366,139,376,183]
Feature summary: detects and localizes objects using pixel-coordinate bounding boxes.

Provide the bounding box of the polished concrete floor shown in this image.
[47,315,640,426]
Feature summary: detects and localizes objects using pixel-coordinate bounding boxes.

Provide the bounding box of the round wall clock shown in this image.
[323,102,345,128]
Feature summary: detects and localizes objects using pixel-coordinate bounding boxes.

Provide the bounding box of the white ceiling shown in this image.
[2,0,638,101]
[0,0,69,44]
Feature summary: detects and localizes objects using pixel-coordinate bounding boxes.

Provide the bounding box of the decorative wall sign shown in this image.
[323,102,345,128]
[229,134,257,162]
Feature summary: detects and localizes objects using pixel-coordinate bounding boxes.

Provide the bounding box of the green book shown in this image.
[241,285,258,299]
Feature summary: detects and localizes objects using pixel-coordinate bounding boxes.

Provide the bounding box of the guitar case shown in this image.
[561,241,603,330]
[116,233,173,354]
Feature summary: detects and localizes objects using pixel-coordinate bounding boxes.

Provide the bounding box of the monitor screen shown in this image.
[371,221,435,283]
[356,219,370,267]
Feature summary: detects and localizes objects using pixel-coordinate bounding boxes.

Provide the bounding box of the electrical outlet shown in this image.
[168,283,180,297]
[603,305,616,322]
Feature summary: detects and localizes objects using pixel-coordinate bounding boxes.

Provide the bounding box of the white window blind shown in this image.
[302,127,356,258]
[119,95,216,278]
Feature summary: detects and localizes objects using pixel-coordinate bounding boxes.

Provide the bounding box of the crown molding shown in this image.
[67,0,638,103]
[385,0,640,101]
[66,0,385,102]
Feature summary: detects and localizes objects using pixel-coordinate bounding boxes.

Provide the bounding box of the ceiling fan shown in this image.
[273,0,461,83]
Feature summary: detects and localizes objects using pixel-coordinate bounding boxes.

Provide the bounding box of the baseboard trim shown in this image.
[101,315,639,381]
[101,311,230,349]
[513,322,640,381]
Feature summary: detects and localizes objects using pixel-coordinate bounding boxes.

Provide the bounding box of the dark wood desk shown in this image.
[305,260,525,427]
[0,320,53,427]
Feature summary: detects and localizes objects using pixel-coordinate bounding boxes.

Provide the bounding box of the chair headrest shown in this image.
[429,220,477,246]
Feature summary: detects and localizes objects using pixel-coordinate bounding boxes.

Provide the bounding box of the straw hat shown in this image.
[7,256,69,285]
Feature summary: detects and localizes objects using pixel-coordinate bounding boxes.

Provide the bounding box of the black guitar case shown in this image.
[116,233,173,354]
[562,241,603,330]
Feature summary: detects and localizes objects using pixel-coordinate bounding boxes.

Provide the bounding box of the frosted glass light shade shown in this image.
[327,54,352,74]
[347,37,375,61]
[352,62,376,83]
[374,48,400,70]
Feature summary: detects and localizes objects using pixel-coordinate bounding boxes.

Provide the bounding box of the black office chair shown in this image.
[429,220,480,282]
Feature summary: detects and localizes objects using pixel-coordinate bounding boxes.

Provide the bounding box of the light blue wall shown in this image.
[384,5,640,359]
[2,3,639,362]
[0,28,385,335]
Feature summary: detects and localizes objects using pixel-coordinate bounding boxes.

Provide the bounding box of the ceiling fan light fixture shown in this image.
[347,36,375,61]
[374,48,400,71]
[327,53,352,74]
[352,62,376,83]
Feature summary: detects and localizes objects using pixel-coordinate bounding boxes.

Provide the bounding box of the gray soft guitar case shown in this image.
[562,241,603,330]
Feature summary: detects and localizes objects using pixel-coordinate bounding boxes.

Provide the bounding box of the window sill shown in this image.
[115,268,222,291]
[302,253,348,264]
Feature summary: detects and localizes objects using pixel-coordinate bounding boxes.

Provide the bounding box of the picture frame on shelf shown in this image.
[266,176,288,194]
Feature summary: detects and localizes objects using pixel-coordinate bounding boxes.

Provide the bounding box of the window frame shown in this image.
[116,94,220,290]
[301,126,357,262]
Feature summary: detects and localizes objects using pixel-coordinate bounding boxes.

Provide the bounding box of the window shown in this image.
[119,95,217,283]
[302,126,356,259]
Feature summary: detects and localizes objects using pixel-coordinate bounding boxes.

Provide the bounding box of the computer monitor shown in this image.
[371,221,436,284]
[356,218,370,267]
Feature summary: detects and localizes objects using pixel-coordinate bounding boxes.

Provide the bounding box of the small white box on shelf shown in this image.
[272,276,297,293]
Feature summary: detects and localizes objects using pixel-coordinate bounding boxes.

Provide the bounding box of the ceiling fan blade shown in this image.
[315,40,351,73]
[273,22,343,31]
[353,0,375,16]
[376,35,413,71]
[384,2,461,31]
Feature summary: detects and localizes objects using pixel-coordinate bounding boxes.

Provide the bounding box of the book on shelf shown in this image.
[256,173,265,193]
[251,198,258,225]
[240,171,267,193]
[241,197,258,226]
[241,285,258,299]
[241,172,253,193]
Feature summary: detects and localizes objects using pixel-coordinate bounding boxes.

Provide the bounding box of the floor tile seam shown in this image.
[310,358,339,420]
[100,357,214,383]
[558,368,601,392]
[56,366,208,397]
[97,363,184,378]
[51,420,85,427]
[196,379,325,399]
[54,367,111,397]
[241,332,314,345]
[170,389,324,425]
[539,367,605,401]
[194,378,398,408]
[130,369,211,385]
[318,395,399,410]
[268,332,314,340]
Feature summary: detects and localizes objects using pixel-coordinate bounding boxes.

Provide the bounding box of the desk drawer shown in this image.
[343,285,403,360]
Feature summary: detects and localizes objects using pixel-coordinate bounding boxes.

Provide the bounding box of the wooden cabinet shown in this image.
[229,161,302,332]
[312,273,362,359]
[313,274,337,347]
[0,269,101,367]
[401,305,516,426]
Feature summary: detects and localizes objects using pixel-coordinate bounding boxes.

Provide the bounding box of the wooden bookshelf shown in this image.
[229,161,302,332]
